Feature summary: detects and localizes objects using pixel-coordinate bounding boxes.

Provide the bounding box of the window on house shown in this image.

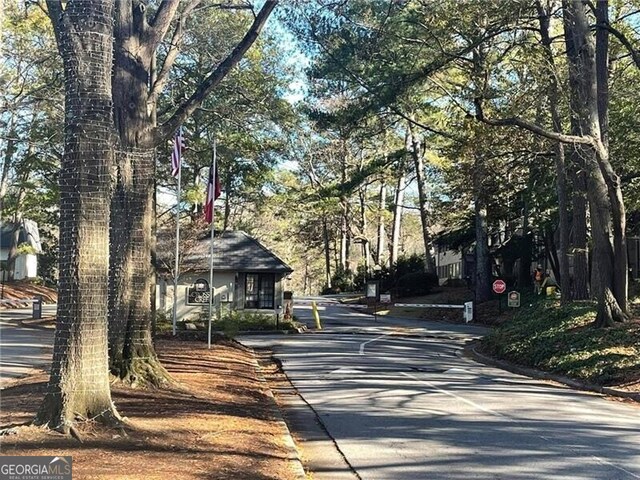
[245,273,275,309]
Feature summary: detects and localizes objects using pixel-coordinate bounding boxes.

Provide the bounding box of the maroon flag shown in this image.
[204,162,222,224]
[171,127,185,177]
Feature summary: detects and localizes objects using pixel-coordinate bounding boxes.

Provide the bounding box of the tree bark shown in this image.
[322,217,332,288]
[108,0,170,387]
[390,164,406,267]
[376,179,387,266]
[474,155,492,303]
[407,122,435,272]
[537,0,571,300]
[359,187,370,276]
[339,196,350,272]
[595,0,628,312]
[563,0,627,325]
[0,116,16,214]
[37,0,120,430]
[517,194,533,289]
[569,162,590,299]
[108,0,277,384]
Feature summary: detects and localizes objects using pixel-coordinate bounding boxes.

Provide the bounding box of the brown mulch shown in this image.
[0,280,58,305]
[0,339,303,480]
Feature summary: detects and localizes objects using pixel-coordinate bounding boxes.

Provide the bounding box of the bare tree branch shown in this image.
[145,0,182,55]
[474,99,595,147]
[598,22,640,69]
[149,0,201,101]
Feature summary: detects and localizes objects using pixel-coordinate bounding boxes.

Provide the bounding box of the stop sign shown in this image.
[492,279,506,294]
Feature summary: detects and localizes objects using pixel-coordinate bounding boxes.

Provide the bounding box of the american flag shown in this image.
[171,127,185,177]
[204,161,222,224]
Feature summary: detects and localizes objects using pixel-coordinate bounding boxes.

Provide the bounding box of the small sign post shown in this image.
[507,291,521,308]
[365,280,380,322]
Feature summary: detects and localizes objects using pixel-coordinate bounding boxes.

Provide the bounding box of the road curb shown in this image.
[249,348,307,480]
[19,316,56,331]
[465,341,640,403]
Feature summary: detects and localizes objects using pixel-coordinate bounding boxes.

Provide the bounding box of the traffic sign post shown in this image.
[507,291,521,308]
[493,279,507,314]
[492,280,506,294]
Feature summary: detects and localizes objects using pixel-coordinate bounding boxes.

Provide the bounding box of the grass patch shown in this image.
[479,300,640,387]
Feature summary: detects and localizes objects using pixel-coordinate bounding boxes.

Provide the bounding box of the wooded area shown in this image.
[2,0,640,432]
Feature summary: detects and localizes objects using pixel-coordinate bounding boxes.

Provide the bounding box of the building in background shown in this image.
[0,220,42,281]
[156,230,293,322]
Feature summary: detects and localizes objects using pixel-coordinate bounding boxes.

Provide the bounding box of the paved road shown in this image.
[241,296,640,480]
[0,305,56,387]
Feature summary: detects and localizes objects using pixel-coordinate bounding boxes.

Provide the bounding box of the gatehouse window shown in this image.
[245,273,275,309]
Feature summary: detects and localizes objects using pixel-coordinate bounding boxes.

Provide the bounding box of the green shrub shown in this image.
[394,271,439,298]
[394,254,426,278]
[213,311,293,337]
[154,310,173,334]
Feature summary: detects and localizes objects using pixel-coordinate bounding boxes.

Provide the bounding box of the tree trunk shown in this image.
[407,122,435,272]
[376,179,387,266]
[595,0,627,312]
[108,1,170,386]
[224,174,232,231]
[569,163,590,299]
[322,217,332,289]
[474,156,492,303]
[359,188,370,276]
[536,2,572,300]
[340,196,350,272]
[544,227,560,281]
[37,0,120,430]
[0,116,16,213]
[563,0,627,325]
[6,227,19,281]
[390,165,406,267]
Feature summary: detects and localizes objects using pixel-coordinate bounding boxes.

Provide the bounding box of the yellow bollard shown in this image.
[312,301,322,330]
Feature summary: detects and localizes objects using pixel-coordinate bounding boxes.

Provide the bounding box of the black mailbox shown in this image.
[32,296,42,320]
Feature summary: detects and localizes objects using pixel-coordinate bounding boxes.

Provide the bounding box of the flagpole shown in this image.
[172,134,182,337]
[207,139,216,349]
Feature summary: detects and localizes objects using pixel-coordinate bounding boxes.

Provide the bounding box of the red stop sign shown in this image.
[493,279,506,294]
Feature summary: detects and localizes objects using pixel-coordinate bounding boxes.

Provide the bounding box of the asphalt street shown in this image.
[0,305,56,387]
[241,297,640,480]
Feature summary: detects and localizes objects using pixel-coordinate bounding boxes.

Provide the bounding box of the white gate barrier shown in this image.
[392,302,474,323]
[295,300,474,323]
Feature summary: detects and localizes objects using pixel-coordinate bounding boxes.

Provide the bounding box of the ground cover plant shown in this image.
[479,300,640,389]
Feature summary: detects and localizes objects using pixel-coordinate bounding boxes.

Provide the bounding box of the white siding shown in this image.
[2,253,38,280]
[157,271,286,322]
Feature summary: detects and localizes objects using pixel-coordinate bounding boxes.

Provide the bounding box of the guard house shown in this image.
[157,230,293,322]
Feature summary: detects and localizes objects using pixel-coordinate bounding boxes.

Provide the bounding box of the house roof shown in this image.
[160,230,293,274]
[0,220,42,253]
